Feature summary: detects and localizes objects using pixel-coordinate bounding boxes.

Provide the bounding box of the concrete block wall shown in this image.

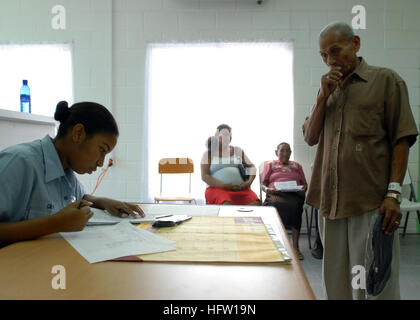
[0,0,419,231]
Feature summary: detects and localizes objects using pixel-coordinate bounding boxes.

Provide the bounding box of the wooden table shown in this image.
[0,204,315,300]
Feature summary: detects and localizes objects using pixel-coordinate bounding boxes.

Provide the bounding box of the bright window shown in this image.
[146,42,294,203]
[0,43,73,117]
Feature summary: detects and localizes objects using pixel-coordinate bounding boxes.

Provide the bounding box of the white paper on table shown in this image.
[87,208,156,225]
[60,220,175,263]
[274,181,303,192]
[146,205,220,217]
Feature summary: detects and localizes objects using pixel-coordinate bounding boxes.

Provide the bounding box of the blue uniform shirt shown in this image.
[0,135,85,222]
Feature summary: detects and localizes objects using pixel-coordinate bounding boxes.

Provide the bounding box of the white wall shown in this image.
[0,110,56,150]
[1,0,419,232]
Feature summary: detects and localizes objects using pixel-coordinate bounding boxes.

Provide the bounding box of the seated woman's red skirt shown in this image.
[205,187,260,205]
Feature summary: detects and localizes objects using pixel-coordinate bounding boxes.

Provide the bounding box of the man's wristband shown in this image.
[385,192,401,204]
[388,182,401,194]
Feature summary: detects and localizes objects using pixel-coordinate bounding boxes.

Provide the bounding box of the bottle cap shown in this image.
[23,80,28,85]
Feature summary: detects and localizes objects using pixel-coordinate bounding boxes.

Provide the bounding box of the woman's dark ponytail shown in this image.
[55,101,119,139]
[54,101,70,123]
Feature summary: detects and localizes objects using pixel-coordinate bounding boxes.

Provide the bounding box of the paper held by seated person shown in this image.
[274,181,303,192]
[60,220,175,263]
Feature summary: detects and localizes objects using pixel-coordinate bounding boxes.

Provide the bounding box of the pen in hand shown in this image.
[71,196,85,210]
[76,200,92,210]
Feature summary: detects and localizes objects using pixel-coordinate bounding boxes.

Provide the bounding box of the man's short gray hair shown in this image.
[319,22,355,40]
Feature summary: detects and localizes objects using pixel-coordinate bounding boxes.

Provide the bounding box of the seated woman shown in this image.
[0,101,145,246]
[261,142,307,260]
[201,124,260,205]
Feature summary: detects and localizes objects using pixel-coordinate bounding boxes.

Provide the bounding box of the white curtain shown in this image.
[0,43,73,116]
[144,42,294,203]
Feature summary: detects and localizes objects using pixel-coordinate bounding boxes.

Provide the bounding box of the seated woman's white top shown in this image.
[209,155,244,186]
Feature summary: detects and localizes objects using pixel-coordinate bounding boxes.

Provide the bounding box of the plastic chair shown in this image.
[154,158,196,204]
[258,161,270,203]
[400,168,420,237]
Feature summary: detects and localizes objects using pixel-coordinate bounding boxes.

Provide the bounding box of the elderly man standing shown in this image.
[303,22,418,300]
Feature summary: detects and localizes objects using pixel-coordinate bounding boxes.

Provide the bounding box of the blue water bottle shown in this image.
[20,80,31,113]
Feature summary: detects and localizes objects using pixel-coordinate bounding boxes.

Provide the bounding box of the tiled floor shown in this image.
[295,233,420,300]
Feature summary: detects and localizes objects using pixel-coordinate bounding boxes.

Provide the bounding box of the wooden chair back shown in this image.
[158,158,194,174]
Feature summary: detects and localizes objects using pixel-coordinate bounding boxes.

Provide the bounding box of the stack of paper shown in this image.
[87,208,156,225]
[61,221,175,263]
[274,181,303,192]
